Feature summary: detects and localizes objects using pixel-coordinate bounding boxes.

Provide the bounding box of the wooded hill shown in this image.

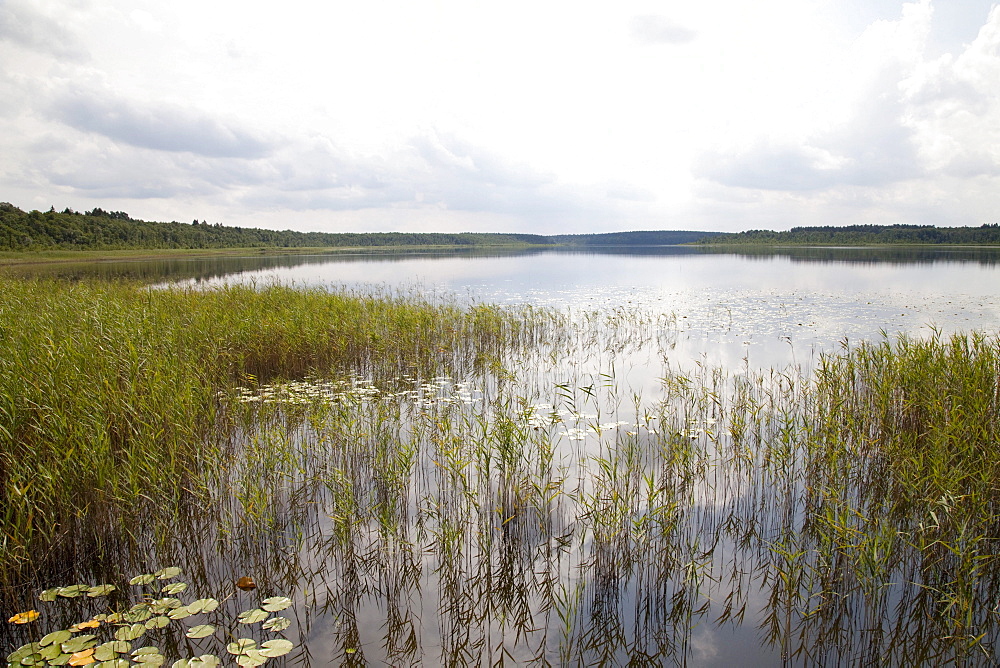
[0,203,556,251]
[700,224,1000,245]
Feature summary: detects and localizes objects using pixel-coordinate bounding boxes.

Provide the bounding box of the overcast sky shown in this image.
[2,0,999,234]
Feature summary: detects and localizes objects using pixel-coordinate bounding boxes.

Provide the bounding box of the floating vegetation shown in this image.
[4,568,294,667]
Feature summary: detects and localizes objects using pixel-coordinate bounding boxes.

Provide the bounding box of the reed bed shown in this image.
[3,274,1000,666]
[0,278,555,590]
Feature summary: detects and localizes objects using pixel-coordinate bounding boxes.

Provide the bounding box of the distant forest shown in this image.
[0,203,555,251]
[700,224,1000,245]
[0,203,717,251]
[3,203,998,251]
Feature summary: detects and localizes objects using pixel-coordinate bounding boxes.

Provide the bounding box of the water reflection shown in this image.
[6,245,1000,284]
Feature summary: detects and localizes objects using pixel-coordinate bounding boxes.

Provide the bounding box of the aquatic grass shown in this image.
[0,278,555,591]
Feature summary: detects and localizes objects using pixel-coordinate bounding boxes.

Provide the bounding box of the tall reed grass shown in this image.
[0,278,552,588]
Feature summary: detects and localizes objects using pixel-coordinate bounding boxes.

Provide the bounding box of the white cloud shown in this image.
[1,0,999,232]
[0,0,88,60]
[630,15,697,45]
[47,85,276,158]
[692,0,1000,227]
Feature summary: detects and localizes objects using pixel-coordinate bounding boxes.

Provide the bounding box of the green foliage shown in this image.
[700,223,1000,245]
[0,203,555,251]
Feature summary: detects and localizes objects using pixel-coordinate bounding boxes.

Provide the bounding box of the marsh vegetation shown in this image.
[2,275,1000,665]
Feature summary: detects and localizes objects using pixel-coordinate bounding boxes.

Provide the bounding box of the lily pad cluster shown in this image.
[5,568,294,667]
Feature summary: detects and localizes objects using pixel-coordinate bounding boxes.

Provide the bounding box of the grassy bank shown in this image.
[0,244,543,267]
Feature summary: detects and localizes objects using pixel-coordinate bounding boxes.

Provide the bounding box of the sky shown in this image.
[1,0,999,234]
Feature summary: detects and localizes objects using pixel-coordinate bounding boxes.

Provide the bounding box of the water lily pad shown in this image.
[154,567,182,580]
[58,585,89,598]
[150,598,182,614]
[167,605,192,620]
[7,643,41,663]
[73,619,102,631]
[8,643,43,667]
[134,655,165,667]
[235,650,267,668]
[145,616,171,629]
[131,647,160,657]
[261,616,290,632]
[237,608,268,624]
[47,653,72,666]
[185,624,215,639]
[98,642,130,655]
[39,644,64,660]
[93,641,128,662]
[161,582,188,595]
[93,647,115,662]
[226,639,256,655]
[8,610,39,624]
[259,639,293,657]
[129,574,156,586]
[40,630,73,647]
[191,657,219,668]
[87,584,116,597]
[260,596,292,612]
[114,624,146,642]
[60,636,97,654]
[124,604,152,623]
[39,588,61,602]
[187,598,219,614]
[67,647,96,666]
[172,656,219,668]
[94,661,129,668]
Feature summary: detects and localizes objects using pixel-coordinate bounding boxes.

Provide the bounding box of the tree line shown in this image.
[699,223,1000,245]
[0,203,555,251]
[4,203,999,251]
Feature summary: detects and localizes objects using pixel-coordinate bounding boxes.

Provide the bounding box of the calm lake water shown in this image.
[20,245,1000,370]
[6,246,1000,666]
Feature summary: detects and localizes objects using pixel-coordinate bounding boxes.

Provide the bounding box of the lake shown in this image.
[4,246,1000,666]
[17,245,1000,371]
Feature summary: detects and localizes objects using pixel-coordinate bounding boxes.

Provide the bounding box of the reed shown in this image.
[0,278,549,587]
